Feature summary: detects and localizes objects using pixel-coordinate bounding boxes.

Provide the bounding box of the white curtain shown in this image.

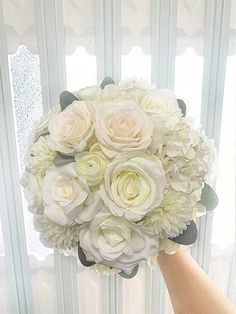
[0,0,235,313]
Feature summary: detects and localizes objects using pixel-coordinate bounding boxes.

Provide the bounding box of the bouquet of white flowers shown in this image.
[21,78,218,278]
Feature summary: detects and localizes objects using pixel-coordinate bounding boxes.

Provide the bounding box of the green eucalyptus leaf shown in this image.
[35,131,49,142]
[169,220,198,245]
[199,183,218,211]
[53,154,75,167]
[177,99,186,117]
[119,265,139,279]
[100,77,115,89]
[60,91,78,111]
[78,245,95,267]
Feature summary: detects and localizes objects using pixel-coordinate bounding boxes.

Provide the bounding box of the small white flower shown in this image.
[90,264,121,276]
[147,240,180,269]
[74,139,87,153]
[159,239,180,254]
[75,151,108,186]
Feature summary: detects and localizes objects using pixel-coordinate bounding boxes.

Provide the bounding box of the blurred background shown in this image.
[0,0,235,313]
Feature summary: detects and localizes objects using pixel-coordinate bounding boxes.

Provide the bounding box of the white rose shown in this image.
[100,153,166,222]
[95,100,153,158]
[78,208,159,273]
[21,171,43,214]
[43,163,101,225]
[75,151,108,186]
[48,101,94,154]
[141,89,180,115]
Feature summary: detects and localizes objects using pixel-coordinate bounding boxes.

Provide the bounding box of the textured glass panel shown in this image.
[174,48,203,125]
[8,46,52,259]
[8,45,57,314]
[8,46,43,173]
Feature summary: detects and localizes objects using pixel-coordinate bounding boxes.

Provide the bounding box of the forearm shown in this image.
[157,250,236,314]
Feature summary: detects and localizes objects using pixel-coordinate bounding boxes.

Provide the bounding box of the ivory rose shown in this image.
[78,208,159,273]
[42,163,101,225]
[140,89,181,117]
[48,101,94,154]
[100,153,166,222]
[94,100,153,157]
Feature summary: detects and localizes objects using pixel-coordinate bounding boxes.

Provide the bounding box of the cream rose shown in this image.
[100,153,166,222]
[141,89,180,115]
[43,163,101,225]
[95,100,153,158]
[48,101,94,154]
[75,151,108,186]
[21,171,43,214]
[78,208,159,273]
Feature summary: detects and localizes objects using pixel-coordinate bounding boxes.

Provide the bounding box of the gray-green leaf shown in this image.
[78,245,95,267]
[169,220,198,245]
[119,265,139,279]
[198,183,218,211]
[60,91,78,111]
[177,99,186,117]
[100,77,115,89]
[53,154,74,167]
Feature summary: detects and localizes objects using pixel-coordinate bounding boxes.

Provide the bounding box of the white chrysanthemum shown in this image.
[155,118,214,194]
[142,189,195,239]
[90,264,121,276]
[33,215,79,250]
[28,137,56,177]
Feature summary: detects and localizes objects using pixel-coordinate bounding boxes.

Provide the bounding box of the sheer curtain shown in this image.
[0,0,235,313]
